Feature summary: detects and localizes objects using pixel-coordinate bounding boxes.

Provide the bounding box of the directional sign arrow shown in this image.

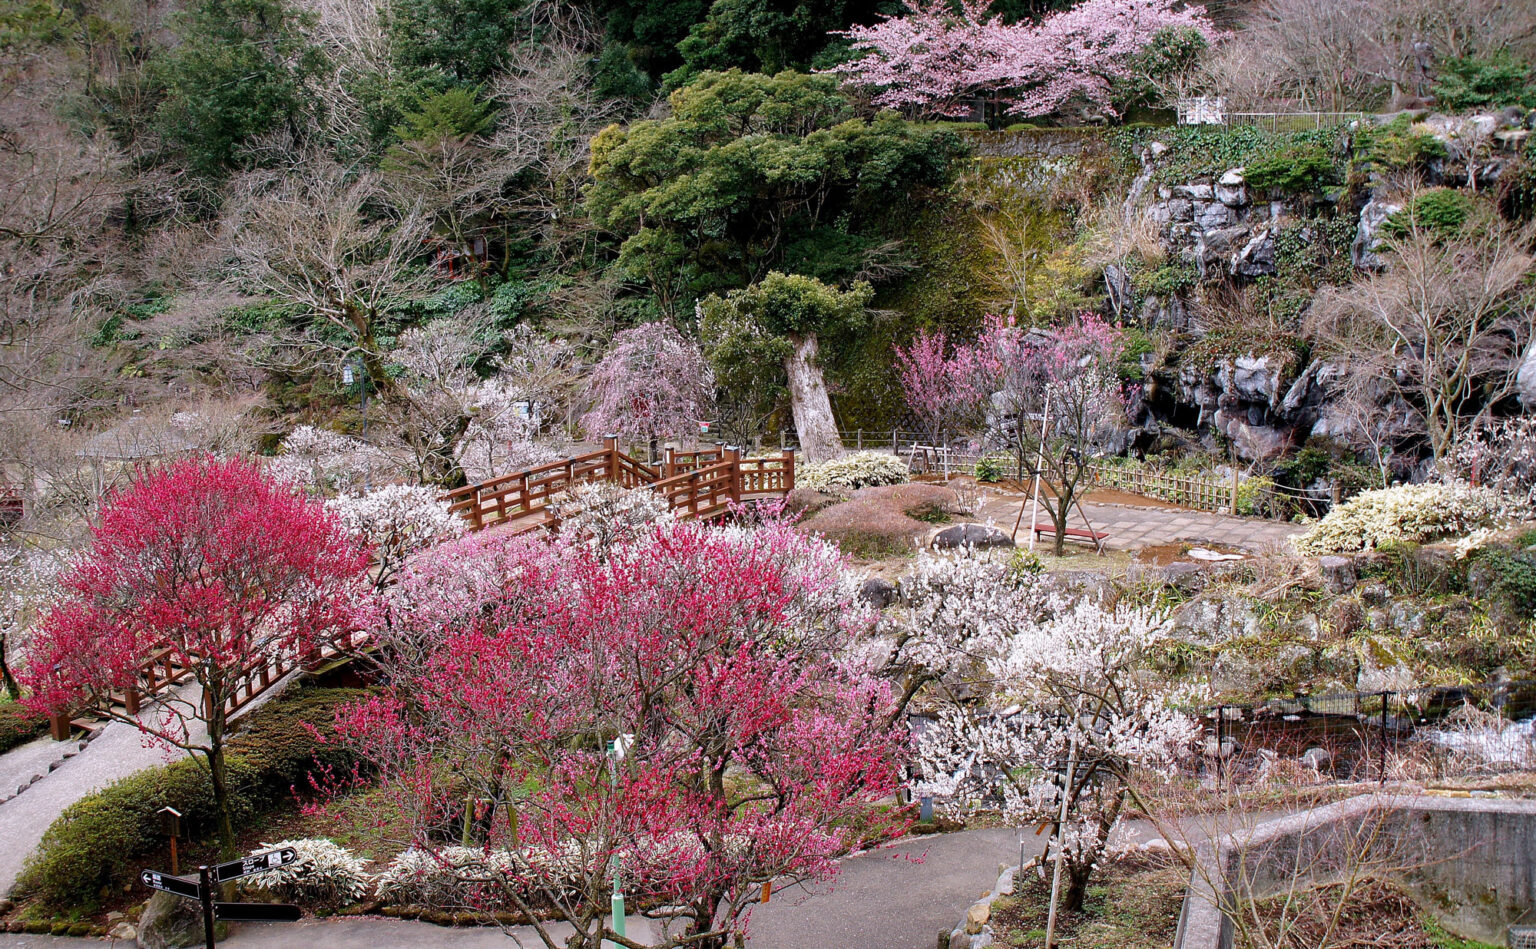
[214,847,299,884]
[139,869,202,900]
[214,902,302,923]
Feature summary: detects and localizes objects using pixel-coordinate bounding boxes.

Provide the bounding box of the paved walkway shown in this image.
[980,493,1302,553]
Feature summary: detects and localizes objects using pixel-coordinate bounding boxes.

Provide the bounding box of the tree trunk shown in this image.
[0,634,19,700]
[782,333,843,464]
[208,743,237,858]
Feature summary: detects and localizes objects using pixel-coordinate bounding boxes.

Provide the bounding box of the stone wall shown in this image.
[1174,793,1536,949]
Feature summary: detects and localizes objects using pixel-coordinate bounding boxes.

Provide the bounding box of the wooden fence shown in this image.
[1086,463,1238,514]
[442,437,795,535]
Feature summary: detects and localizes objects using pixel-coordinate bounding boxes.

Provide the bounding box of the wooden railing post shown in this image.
[1230,466,1241,515]
[49,713,71,741]
[782,448,795,492]
[664,446,676,478]
[724,446,742,505]
[604,434,620,483]
[124,686,140,717]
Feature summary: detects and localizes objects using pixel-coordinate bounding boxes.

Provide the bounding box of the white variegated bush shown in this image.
[554,481,673,546]
[797,451,909,494]
[1294,481,1503,555]
[241,838,371,907]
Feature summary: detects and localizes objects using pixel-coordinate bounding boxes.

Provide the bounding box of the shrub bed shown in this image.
[0,699,48,755]
[16,685,368,911]
[797,451,909,494]
[1294,482,1502,555]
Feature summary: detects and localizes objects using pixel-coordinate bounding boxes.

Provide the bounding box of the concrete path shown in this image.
[980,494,1302,553]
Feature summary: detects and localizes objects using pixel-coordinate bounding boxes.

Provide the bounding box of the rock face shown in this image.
[137,892,204,949]
[930,523,1015,550]
[1351,196,1402,270]
[858,577,898,608]
[1318,556,1357,594]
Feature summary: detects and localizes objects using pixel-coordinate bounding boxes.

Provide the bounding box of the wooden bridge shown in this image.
[443,437,796,535]
[49,440,793,740]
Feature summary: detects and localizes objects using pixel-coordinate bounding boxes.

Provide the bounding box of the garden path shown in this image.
[976,492,1303,553]
[0,675,301,898]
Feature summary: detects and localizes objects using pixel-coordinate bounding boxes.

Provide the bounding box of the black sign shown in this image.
[213,847,299,883]
[140,870,202,900]
[214,903,302,923]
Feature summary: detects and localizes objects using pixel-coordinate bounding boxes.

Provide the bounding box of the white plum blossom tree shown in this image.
[898,553,1198,914]
[326,484,465,588]
[0,546,64,699]
[270,425,397,496]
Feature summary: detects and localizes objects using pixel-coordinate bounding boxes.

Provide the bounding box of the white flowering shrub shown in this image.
[554,481,673,547]
[240,839,371,907]
[1294,481,1503,555]
[1444,417,1536,519]
[326,484,465,585]
[797,451,908,494]
[270,425,396,496]
[374,848,513,908]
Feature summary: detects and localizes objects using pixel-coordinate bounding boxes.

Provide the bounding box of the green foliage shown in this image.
[1384,188,1475,240]
[700,298,792,443]
[1356,115,1447,171]
[1234,475,1274,516]
[1006,548,1044,580]
[17,687,368,910]
[1117,327,1154,382]
[0,0,73,50]
[974,456,1004,483]
[1117,125,1343,186]
[702,271,873,341]
[1139,262,1196,298]
[667,0,877,90]
[389,86,495,143]
[151,0,320,177]
[0,699,47,755]
[1114,26,1208,113]
[586,69,964,307]
[1471,547,1536,618]
[383,0,523,85]
[1244,146,1339,193]
[1433,52,1536,111]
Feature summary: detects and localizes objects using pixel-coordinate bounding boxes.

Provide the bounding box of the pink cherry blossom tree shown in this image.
[581,322,714,456]
[325,517,905,949]
[829,0,1214,121]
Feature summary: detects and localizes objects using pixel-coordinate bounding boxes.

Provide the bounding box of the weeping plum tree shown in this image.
[327,517,905,949]
[699,273,871,463]
[20,456,370,853]
[581,321,714,453]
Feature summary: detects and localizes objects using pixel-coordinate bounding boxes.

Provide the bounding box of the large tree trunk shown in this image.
[783,333,843,464]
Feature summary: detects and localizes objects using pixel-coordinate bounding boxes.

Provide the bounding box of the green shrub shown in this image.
[1472,547,1536,618]
[0,698,48,755]
[1140,262,1196,298]
[1433,52,1536,110]
[974,456,1004,483]
[1245,146,1339,193]
[16,686,368,911]
[1358,116,1447,170]
[1383,188,1475,239]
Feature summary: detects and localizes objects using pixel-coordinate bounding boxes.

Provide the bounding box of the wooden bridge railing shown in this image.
[444,438,796,534]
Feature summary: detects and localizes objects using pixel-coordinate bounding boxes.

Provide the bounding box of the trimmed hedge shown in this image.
[16,685,368,910]
[0,699,48,755]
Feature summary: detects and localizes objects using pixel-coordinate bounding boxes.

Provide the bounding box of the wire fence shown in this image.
[1195,680,1536,786]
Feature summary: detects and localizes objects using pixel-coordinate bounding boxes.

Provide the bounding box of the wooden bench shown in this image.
[1030,524,1110,544]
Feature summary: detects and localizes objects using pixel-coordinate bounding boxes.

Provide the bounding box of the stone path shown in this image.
[979,493,1302,553]
[0,675,302,898]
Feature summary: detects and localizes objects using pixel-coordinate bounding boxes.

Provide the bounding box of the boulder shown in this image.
[1318,555,1357,593]
[1231,229,1276,277]
[930,524,1015,550]
[1170,593,1262,646]
[111,923,138,942]
[1195,226,1250,278]
[858,577,899,609]
[1195,200,1238,230]
[1516,340,1536,411]
[1166,197,1195,222]
[1300,747,1333,772]
[1351,197,1402,270]
[137,892,205,949]
[1216,168,1248,206]
[1174,183,1215,200]
[965,901,990,935]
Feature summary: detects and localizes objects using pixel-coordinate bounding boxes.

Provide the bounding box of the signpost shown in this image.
[139,847,303,949]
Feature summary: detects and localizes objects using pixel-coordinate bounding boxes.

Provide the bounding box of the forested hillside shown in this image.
[0,0,1534,539]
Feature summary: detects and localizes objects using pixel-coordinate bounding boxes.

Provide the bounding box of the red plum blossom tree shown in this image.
[327,517,904,949]
[894,326,999,444]
[20,456,371,851]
